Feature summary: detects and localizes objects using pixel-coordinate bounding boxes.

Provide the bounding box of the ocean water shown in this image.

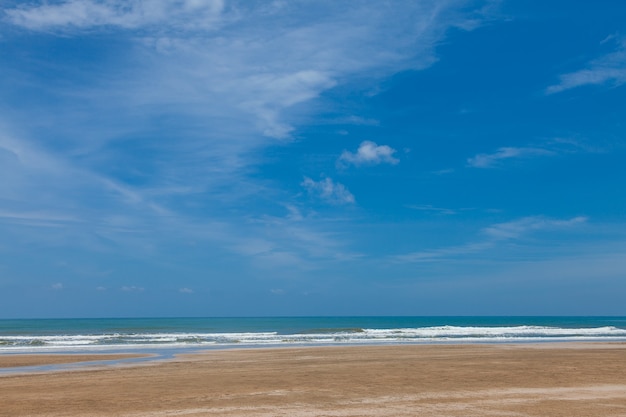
[1,316,626,353]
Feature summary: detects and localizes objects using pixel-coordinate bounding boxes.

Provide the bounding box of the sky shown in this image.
[1,0,626,318]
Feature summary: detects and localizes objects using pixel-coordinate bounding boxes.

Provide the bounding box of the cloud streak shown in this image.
[4,0,225,31]
[547,38,626,94]
[482,216,588,240]
[466,138,601,169]
[467,147,554,168]
[395,216,588,263]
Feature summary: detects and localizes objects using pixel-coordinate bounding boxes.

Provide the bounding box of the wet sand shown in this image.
[1,343,626,416]
[0,353,148,369]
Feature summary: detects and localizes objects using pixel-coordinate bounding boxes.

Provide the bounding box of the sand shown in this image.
[0,353,148,369]
[1,343,626,416]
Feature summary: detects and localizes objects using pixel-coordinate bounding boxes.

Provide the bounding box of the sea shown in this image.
[2,316,626,354]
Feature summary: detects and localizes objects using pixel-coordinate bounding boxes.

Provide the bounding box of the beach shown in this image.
[1,343,626,416]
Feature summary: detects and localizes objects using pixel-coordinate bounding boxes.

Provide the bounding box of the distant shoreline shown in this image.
[2,340,625,375]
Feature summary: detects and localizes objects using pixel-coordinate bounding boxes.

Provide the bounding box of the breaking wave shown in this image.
[2,325,626,352]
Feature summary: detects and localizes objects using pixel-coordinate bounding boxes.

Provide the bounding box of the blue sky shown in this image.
[1,0,625,318]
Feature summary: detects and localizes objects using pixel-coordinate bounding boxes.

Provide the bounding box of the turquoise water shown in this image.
[1,317,626,352]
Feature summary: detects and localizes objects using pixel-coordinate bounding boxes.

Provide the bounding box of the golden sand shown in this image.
[1,344,626,416]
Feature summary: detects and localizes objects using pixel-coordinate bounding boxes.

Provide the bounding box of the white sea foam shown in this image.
[2,326,626,352]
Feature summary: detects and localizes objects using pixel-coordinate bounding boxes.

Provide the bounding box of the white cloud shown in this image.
[51,282,63,290]
[179,287,193,294]
[238,70,337,139]
[395,216,587,263]
[0,209,80,228]
[301,177,355,205]
[338,141,399,167]
[4,1,492,144]
[482,216,588,240]
[467,139,602,169]
[4,0,224,31]
[0,1,495,270]
[467,147,553,168]
[547,38,626,94]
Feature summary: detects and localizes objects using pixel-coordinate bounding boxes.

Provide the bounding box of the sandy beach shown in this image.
[1,343,626,416]
[0,353,149,369]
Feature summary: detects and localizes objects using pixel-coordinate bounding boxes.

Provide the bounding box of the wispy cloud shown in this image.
[0,127,179,255]
[467,146,554,168]
[482,216,588,240]
[179,287,193,294]
[229,209,364,272]
[2,0,492,174]
[0,1,495,271]
[546,38,626,94]
[301,177,355,205]
[338,141,399,167]
[3,0,493,143]
[394,215,588,263]
[1,129,356,273]
[394,241,492,263]
[4,0,225,31]
[405,205,457,215]
[0,210,80,228]
[467,138,602,169]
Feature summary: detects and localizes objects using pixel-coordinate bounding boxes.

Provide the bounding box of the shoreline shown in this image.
[4,316,625,352]
[1,343,626,416]
[2,340,626,373]
[0,353,152,369]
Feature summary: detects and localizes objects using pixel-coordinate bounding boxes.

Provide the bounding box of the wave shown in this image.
[2,325,626,352]
[297,327,365,334]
